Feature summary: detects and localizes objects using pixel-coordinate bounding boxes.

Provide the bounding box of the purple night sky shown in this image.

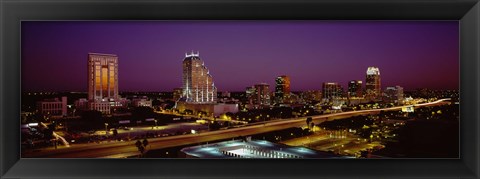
[21,21,459,92]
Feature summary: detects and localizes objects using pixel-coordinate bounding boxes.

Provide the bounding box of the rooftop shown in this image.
[181,139,345,159]
[88,52,118,57]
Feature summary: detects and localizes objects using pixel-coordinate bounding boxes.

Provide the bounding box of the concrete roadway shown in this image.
[22,99,450,158]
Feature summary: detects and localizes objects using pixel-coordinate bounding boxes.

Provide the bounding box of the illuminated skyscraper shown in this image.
[182,51,217,103]
[88,53,119,101]
[275,75,290,104]
[322,82,343,99]
[86,53,126,114]
[348,80,363,98]
[365,67,381,98]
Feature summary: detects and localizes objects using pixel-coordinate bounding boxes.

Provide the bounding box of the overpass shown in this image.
[23,98,451,158]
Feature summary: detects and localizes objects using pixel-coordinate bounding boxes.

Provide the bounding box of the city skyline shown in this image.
[22,21,459,92]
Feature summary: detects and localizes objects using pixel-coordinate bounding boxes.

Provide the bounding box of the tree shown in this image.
[31,113,46,123]
[306,117,313,128]
[132,106,155,122]
[142,138,149,147]
[135,139,150,158]
[209,121,222,131]
[135,140,142,148]
[78,110,104,132]
[184,109,193,115]
[138,146,145,156]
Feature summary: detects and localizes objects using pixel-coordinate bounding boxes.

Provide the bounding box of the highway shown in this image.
[22,99,450,158]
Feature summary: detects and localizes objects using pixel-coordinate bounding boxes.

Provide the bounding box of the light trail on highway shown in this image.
[23,98,450,158]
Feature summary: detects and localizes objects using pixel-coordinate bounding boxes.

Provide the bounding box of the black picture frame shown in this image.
[1,0,479,178]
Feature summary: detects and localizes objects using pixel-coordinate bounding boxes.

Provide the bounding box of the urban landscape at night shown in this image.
[21,21,459,158]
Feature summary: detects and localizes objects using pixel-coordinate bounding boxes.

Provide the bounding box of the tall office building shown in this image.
[246,86,256,104]
[275,75,290,104]
[182,51,217,103]
[348,80,363,98]
[322,82,343,99]
[365,67,381,98]
[88,53,119,101]
[86,53,126,114]
[246,83,271,106]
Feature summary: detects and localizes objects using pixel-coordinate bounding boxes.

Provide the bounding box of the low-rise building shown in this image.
[132,97,152,107]
[180,139,344,158]
[36,96,67,117]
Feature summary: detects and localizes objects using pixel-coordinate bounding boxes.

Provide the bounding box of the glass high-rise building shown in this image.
[322,82,343,99]
[365,67,381,98]
[254,83,271,105]
[246,83,271,106]
[348,80,363,98]
[275,75,290,104]
[182,52,217,103]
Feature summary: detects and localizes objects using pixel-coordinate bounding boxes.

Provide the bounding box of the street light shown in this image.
[105,123,109,135]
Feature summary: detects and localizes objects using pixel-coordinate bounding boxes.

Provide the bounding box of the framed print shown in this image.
[1,0,479,178]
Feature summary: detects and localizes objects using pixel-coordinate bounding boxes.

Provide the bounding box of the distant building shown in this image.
[348,80,363,98]
[88,101,111,114]
[221,91,231,98]
[173,88,183,101]
[74,98,88,110]
[37,96,67,117]
[246,83,271,106]
[132,96,152,107]
[246,86,256,104]
[300,90,322,103]
[384,86,404,105]
[86,53,128,114]
[365,67,381,98]
[176,102,238,117]
[322,82,343,99]
[182,51,217,103]
[275,75,290,104]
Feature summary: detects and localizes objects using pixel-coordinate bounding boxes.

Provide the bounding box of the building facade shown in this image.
[36,96,67,117]
[365,67,381,98]
[182,52,217,103]
[88,53,119,101]
[322,82,343,99]
[275,75,290,104]
[348,80,363,98]
[384,86,404,105]
[300,90,322,103]
[86,53,126,114]
[247,83,271,106]
[132,97,153,107]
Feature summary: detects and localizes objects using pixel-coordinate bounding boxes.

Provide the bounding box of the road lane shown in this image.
[23,99,450,158]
